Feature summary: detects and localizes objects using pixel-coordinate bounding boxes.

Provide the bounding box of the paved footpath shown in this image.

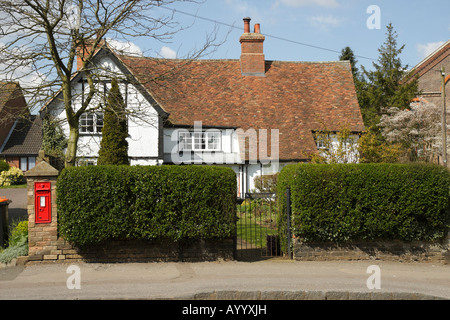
[0,259,449,300]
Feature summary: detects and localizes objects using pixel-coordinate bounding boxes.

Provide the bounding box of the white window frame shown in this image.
[80,112,104,134]
[179,132,193,151]
[316,138,327,150]
[178,131,222,152]
[314,132,330,150]
[19,156,36,171]
[20,157,28,171]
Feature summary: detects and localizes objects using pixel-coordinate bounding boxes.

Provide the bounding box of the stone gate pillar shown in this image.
[24,160,60,261]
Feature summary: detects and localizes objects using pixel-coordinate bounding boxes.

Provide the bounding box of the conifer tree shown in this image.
[339,46,369,128]
[97,78,129,165]
[352,24,420,163]
[339,46,360,81]
[359,23,419,128]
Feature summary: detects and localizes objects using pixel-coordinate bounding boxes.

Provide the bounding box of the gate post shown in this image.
[286,187,292,259]
[25,160,59,261]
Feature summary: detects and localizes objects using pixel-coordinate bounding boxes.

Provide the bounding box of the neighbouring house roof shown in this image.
[0,82,30,150]
[0,82,29,117]
[118,56,365,161]
[0,82,15,111]
[1,115,43,156]
[0,82,21,110]
[407,40,450,79]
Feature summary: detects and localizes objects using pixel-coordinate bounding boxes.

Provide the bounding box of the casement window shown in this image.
[77,159,96,166]
[80,112,104,134]
[316,138,327,150]
[79,78,128,135]
[179,131,221,151]
[314,132,330,150]
[20,157,36,171]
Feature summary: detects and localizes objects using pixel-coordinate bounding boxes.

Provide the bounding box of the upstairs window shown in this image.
[179,131,221,151]
[80,112,103,134]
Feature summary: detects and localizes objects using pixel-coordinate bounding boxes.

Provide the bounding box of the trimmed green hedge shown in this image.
[278,163,450,244]
[57,165,237,247]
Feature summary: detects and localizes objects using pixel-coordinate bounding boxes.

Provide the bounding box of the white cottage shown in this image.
[42,18,365,197]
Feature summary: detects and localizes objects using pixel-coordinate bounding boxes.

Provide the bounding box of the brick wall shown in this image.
[293,237,450,263]
[26,163,59,261]
[52,239,235,263]
[413,43,450,107]
[27,238,235,264]
[239,24,266,76]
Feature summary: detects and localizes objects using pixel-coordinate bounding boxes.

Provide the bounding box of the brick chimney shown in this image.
[76,39,105,71]
[240,17,266,77]
[76,44,89,71]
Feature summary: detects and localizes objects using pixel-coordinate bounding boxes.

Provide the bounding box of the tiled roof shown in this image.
[0,82,27,114]
[0,82,17,112]
[119,56,365,161]
[1,115,43,156]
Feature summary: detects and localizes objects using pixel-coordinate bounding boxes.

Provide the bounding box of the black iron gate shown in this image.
[236,192,292,261]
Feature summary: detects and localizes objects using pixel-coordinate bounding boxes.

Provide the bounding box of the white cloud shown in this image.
[159,46,177,59]
[0,41,46,88]
[0,61,47,112]
[225,0,263,22]
[276,0,339,8]
[308,14,342,30]
[107,39,143,57]
[417,41,445,59]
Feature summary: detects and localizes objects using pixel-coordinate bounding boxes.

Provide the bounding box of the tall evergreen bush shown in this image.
[97,78,129,165]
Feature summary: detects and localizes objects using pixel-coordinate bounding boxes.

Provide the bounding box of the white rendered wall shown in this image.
[45,56,161,164]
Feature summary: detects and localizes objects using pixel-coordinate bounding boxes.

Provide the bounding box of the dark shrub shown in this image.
[278,163,450,245]
[57,165,236,247]
[0,160,10,173]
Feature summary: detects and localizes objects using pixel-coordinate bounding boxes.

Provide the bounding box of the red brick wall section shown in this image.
[240,32,265,76]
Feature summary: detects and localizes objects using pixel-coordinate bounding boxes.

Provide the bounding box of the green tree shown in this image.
[42,116,68,161]
[351,23,420,163]
[357,127,402,163]
[339,46,360,81]
[359,23,419,128]
[339,46,370,130]
[97,78,129,166]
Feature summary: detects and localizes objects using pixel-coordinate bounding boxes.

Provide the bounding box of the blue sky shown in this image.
[131,0,450,72]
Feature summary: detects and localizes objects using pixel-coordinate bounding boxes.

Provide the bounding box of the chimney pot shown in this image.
[239,18,266,77]
[243,17,251,33]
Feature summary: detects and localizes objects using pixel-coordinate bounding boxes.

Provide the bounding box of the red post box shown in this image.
[35,182,51,224]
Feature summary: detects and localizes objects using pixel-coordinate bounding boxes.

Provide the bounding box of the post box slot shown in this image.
[40,196,46,208]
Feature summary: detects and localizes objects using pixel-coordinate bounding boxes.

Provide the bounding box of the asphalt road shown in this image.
[0,259,449,300]
[0,188,27,226]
